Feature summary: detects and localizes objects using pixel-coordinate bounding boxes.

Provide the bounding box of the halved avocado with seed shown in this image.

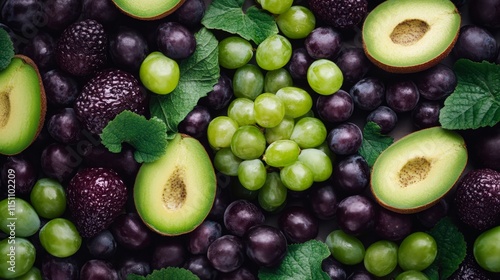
[134,133,216,236]
[362,0,461,73]
[370,127,467,213]
[0,55,46,155]
[112,0,186,20]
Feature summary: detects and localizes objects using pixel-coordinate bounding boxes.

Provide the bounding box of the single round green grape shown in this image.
[139,51,180,95]
[307,59,343,95]
[398,232,437,271]
[207,116,239,149]
[290,117,327,148]
[297,148,333,182]
[0,238,36,279]
[214,148,243,176]
[258,172,287,212]
[231,125,267,160]
[228,98,256,126]
[473,225,500,273]
[325,229,365,265]
[30,178,66,219]
[264,116,294,144]
[275,86,313,118]
[218,36,254,69]
[276,6,316,39]
[260,0,293,14]
[264,68,293,94]
[264,139,300,167]
[364,240,398,277]
[39,218,82,258]
[256,34,292,71]
[316,141,336,162]
[280,161,314,191]
[12,266,42,280]
[254,93,286,128]
[237,159,267,191]
[0,198,40,237]
[233,64,264,100]
[395,270,430,280]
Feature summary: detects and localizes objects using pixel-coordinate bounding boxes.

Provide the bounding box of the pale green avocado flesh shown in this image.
[112,0,186,19]
[134,133,216,236]
[371,127,467,213]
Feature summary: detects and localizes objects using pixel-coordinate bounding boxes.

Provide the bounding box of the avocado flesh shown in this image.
[0,56,45,155]
[371,127,467,213]
[134,133,216,236]
[362,0,460,73]
[112,0,186,20]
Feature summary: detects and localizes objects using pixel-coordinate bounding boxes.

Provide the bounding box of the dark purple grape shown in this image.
[244,225,287,268]
[44,0,82,31]
[187,220,222,255]
[335,47,371,86]
[41,255,79,280]
[201,73,233,111]
[47,108,83,144]
[86,229,117,260]
[469,125,500,171]
[156,22,196,60]
[80,259,118,280]
[118,256,151,279]
[452,25,499,62]
[336,195,375,235]
[178,105,211,139]
[109,26,149,73]
[150,237,188,269]
[184,255,218,280]
[82,144,140,182]
[348,269,375,280]
[305,26,342,59]
[110,213,153,251]
[469,0,500,29]
[42,69,80,108]
[322,257,347,280]
[81,0,121,24]
[411,101,442,129]
[207,235,245,273]
[414,64,457,101]
[327,122,363,155]
[1,0,45,34]
[332,154,370,194]
[1,156,37,195]
[278,205,319,243]
[224,199,265,237]
[308,184,339,220]
[219,266,257,280]
[316,90,354,123]
[287,47,314,80]
[349,77,385,111]
[385,79,420,113]
[373,206,413,241]
[40,143,81,183]
[22,32,56,71]
[173,0,206,27]
[208,185,231,222]
[416,199,449,228]
[366,106,398,134]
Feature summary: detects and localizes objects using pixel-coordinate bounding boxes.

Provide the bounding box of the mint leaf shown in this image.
[127,267,200,280]
[202,0,278,44]
[259,239,331,280]
[358,122,394,166]
[439,59,500,130]
[150,27,219,138]
[424,217,467,280]
[100,110,168,163]
[0,28,14,71]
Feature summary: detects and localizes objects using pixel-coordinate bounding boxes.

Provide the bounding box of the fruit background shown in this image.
[1,0,500,279]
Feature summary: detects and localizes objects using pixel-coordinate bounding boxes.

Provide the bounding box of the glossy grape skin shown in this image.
[374,206,413,241]
[264,117,294,144]
[86,229,117,260]
[219,266,257,280]
[257,172,288,212]
[256,34,292,71]
[30,178,66,219]
[452,25,499,62]
[398,232,437,271]
[237,159,267,190]
[82,0,120,25]
[224,199,265,237]
[290,117,327,148]
[151,238,188,269]
[322,257,347,280]
[44,0,81,31]
[227,98,255,126]
[218,36,254,69]
[253,93,286,128]
[278,206,319,243]
[207,235,245,273]
[335,48,371,86]
[276,5,316,39]
[187,220,222,255]
[110,213,152,251]
[0,198,39,237]
[469,125,500,171]
[308,184,339,220]
[316,90,354,123]
[259,0,293,14]
[118,257,151,279]
[416,199,449,228]
[469,0,500,28]
[363,240,398,277]
[214,148,243,176]
[336,195,375,235]
[156,22,196,60]
[178,105,211,139]
[305,27,342,59]
[414,64,457,101]
[366,106,398,134]
[244,225,288,268]
[23,32,56,71]
[280,161,315,191]
[264,68,293,94]
[202,73,234,111]
[47,108,82,144]
[287,47,314,80]
[1,156,37,195]
[411,101,441,129]
[233,64,265,100]
[350,77,385,111]
[81,144,140,183]
[1,0,44,33]
[327,122,363,155]
[332,154,370,194]
[230,125,267,160]
[12,266,42,280]
[0,238,36,279]
[307,59,344,95]
[139,51,180,95]
[184,255,218,280]
[325,230,365,265]
[473,225,500,272]
[39,218,82,258]
[264,140,300,167]
[298,148,333,182]
[173,0,206,27]
[385,80,420,113]
[41,255,79,280]
[275,87,313,119]
[207,116,239,150]
[395,270,430,280]
[348,269,376,280]
[80,260,119,280]
[109,26,149,73]
[42,69,80,108]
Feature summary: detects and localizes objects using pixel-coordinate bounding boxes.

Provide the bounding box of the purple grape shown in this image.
[110,213,153,251]
[335,47,371,86]
[44,0,82,31]
[40,143,81,183]
[86,229,117,260]
[416,199,449,228]
[173,0,206,27]
[452,25,499,62]
[47,108,83,144]
[244,225,287,268]
[327,122,363,155]
[336,195,375,235]
[208,186,231,222]
[219,266,257,280]
[109,26,149,73]
[187,220,223,255]
[151,237,188,269]
[308,184,339,220]
[82,144,140,183]
[1,156,37,195]
[201,73,234,111]
[41,255,79,280]
[348,269,375,280]
[81,0,121,25]
[22,32,56,71]
[385,79,420,113]
[287,47,314,80]
[224,199,265,237]
[305,26,342,59]
[316,90,354,123]
[414,64,457,101]
[80,259,119,280]
[411,101,442,129]
[332,154,370,195]
[184,255,218,280]
[178,105,212,139]
[207,235,245,273]
[156,22,196,60]
[118,256,151,279]
[469,125,500,171]
[278,205,319,243]
[1,0,45,33]
[469,0,500,28]
[373,206,413,241]
[366,106,398,134]
[349,77,385,111]
[42,69,80,108]
[322,257,347,280]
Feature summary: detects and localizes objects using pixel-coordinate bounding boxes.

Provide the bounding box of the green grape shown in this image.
[395,270,430,280]
[325,229,365,265]
[297,148,333,182]
[214,148,243,176]
[265,116,294,144]
[231,125,267,160]
[237,159,267,191]
[364,240,398,277]
[207,116,239,149]
[228,98,256,126]
[39,218,82,258]
[307,59,343,95]
[473,225,500,272]
[30,178,66,219]
[254,93,286,128]
[264,140,300,167]
[290,117,327,148]
[233,64,264,100]
[218,36,254,69]
[316,141,336,162]
[258,172,287,212]
[0,238,36,279]
[276,6,316,39]
[139,51,180,95]
[260,0,293,14]
[0,198,40,237]
[264,68,293,93]
[280,161,314,191]
[398,232,437,271]
[256,34,292,71]
[275,86,313,118]
[12,266,42,280]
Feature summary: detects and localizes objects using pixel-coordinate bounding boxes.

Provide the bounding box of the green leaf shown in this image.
[258,239,331,280]
[126,267,200,280]
[0,28,14,71]
[100,110,168,163]
[202,0,279,44]
[358,122,394,166]
[150,27,219,138]
[423,217,467,280]
[439,59,500,130]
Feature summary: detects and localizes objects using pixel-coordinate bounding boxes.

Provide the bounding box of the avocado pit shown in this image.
[390,19,430,46]
[398,157,431,187]
[0,91,10,128]
[163,167,187,210]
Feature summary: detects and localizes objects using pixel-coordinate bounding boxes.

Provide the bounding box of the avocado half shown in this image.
[134,133,216,236]
[0,55,46,155]
[370,127,467,213]
[362,0,461,73]
[112,0,186,20]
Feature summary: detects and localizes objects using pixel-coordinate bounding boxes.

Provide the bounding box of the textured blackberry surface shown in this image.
[308,0,368,29]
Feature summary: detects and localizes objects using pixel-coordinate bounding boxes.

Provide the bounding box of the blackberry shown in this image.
[308,0,368,29]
